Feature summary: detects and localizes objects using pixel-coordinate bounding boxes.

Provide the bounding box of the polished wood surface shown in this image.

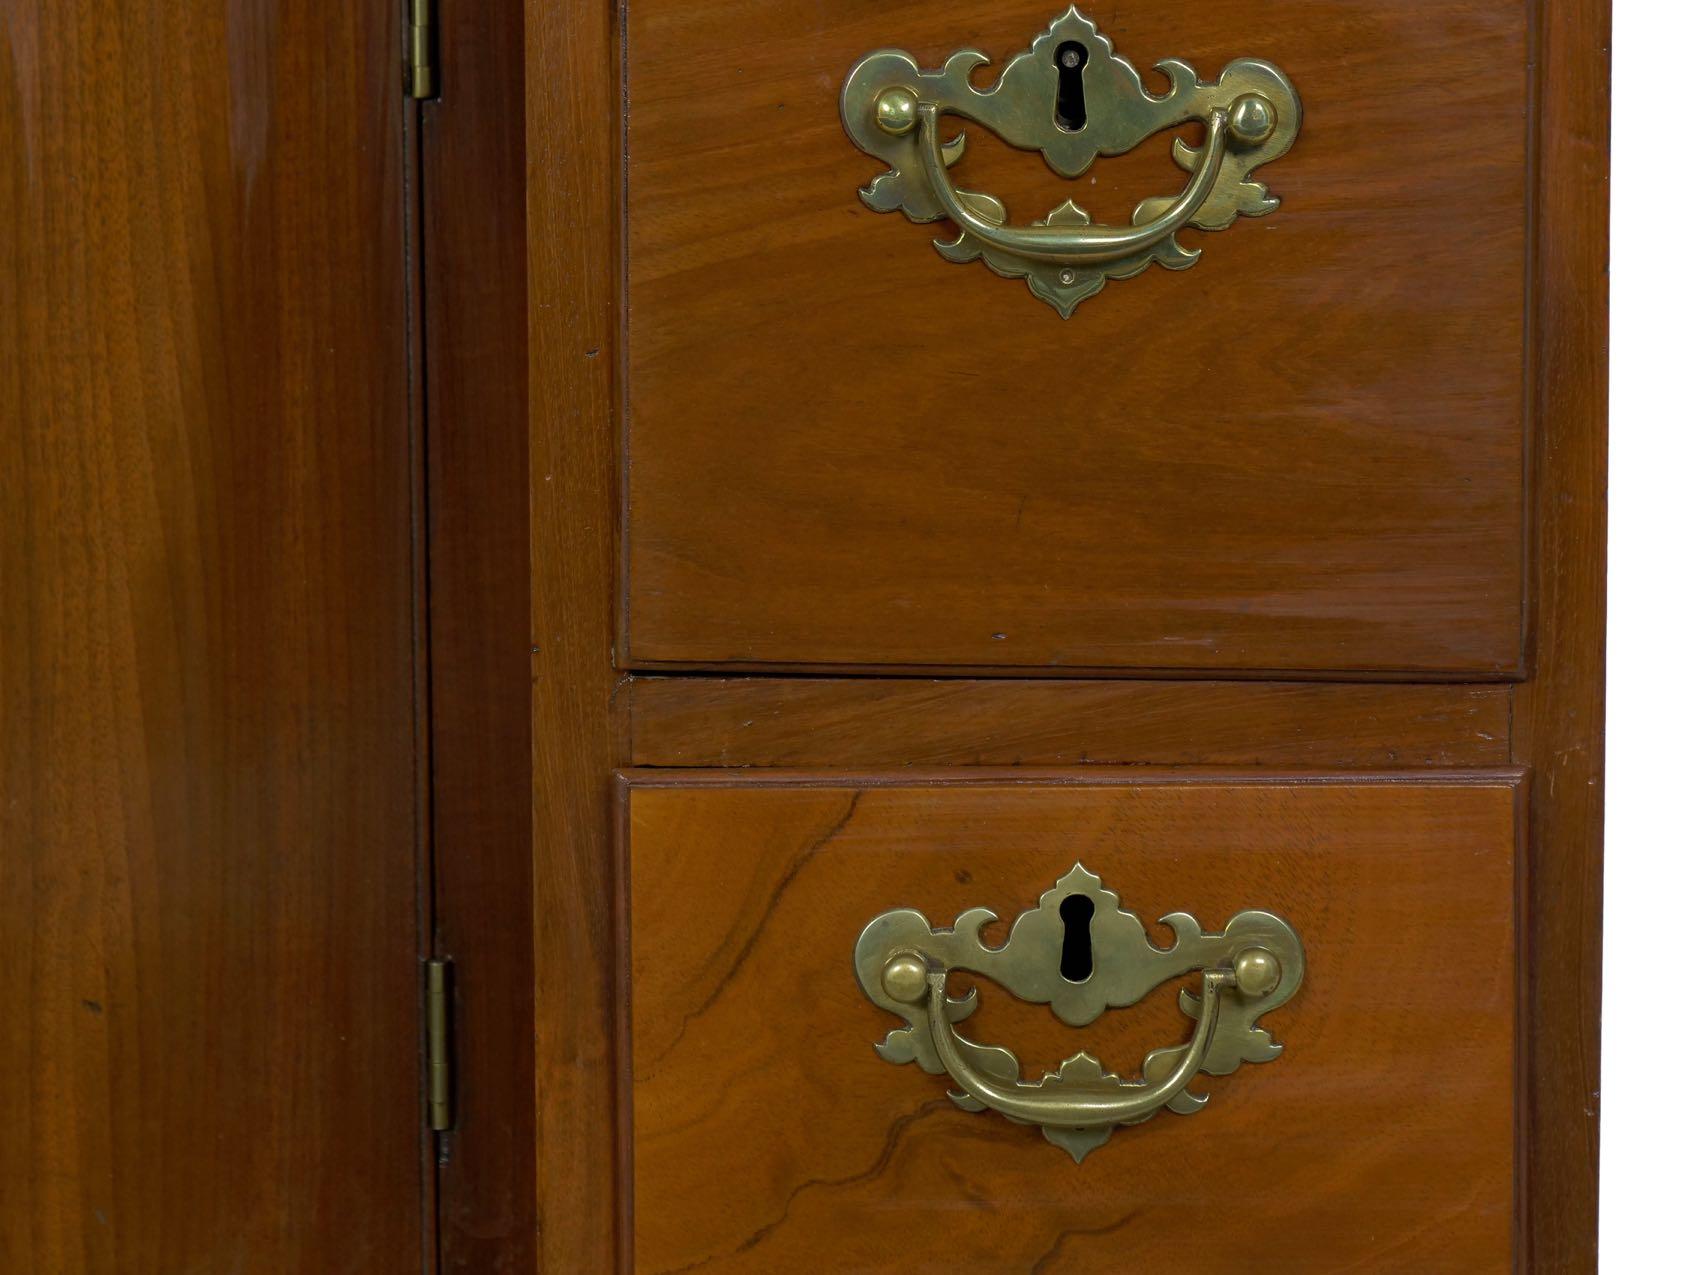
[527,0,625,1268]
[0,2,424,1270]
[0,0,1610,1266]
[421,0,536,1266]
[629,677,1511,768]
[520,0,1608,1269]
[623,0,1529,675]
[1515,0,1611,1265]
[622,774,1524,1273]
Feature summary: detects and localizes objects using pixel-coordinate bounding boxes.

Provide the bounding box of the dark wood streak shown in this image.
[1026,1203,1148,1274]
[632,792,861,1084]
[652,1099,956,1275]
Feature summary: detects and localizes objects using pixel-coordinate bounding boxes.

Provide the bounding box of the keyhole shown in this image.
[1059,893,1094,983]
[1054,41,1088,132]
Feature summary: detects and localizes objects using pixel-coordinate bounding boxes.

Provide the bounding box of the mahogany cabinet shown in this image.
[520,0,1604,1270]
[3,0,1606,1271]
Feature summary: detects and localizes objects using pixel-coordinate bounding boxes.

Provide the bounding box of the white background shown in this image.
[1602,2,1700,1267]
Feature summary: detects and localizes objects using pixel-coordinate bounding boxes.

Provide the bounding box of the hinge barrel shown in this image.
[406,0,436,99]
[426,958,452,1131]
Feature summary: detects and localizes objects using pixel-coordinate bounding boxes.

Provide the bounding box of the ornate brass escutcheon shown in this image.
[839,7,1301,316]
[854,864,1304,1161]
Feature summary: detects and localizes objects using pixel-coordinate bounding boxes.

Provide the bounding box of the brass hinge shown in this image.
[425,958,453,1131]
[406,0,437,100]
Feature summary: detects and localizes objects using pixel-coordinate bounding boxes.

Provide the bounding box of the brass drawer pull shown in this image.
[909,98,1236,265]
[840,7,1300,316]
[854,864,1304,1161]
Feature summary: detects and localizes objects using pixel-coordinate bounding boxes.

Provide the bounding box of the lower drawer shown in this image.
[618,771,1524,1273]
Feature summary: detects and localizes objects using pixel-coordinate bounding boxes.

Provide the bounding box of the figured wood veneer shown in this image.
[622,774,1524,1273]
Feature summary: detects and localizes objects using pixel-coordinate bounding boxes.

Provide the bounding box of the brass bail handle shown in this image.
[870,89,1277,268]
[879,946,1283,1131]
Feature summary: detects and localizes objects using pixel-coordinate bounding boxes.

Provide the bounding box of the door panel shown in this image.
[0,4,423,1269]
[623,1,1528,675]
[621,773,1524,1273]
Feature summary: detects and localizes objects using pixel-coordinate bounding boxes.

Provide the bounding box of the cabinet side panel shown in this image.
[1515,0,1610,1267]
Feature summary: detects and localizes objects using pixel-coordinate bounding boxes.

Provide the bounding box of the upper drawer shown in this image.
[622,2,1528,675]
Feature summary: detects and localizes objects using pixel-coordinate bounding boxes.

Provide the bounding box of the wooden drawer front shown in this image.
[622,773,1523,1273]
[622,2,1529,675]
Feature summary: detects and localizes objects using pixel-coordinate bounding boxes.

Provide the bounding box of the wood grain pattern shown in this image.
[421,0,536,1267]
[623,0,1529,675]
[1516,0,1610,1267]
[629,677,1512,768]
[622,774,1525,1273]
[527,0,625,1269]
[517,0,1606,1268]
[0,3,424,1270]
